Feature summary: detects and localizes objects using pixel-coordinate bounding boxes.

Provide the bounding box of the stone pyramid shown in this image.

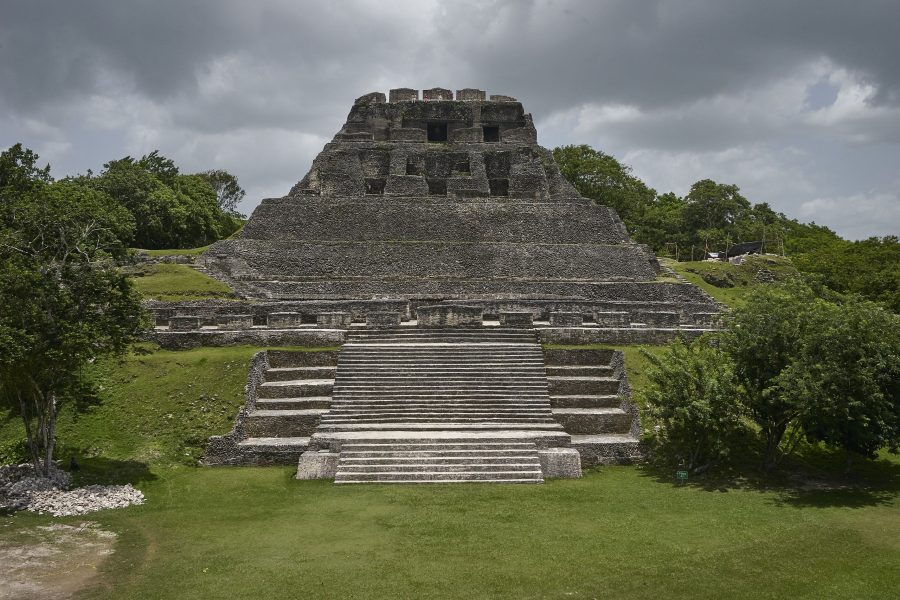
[199,87,714,318]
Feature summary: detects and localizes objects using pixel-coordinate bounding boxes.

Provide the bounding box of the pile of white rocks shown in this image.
[0,462,145,516]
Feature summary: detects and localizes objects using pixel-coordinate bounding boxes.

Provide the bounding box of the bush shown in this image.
[641,337,746,473]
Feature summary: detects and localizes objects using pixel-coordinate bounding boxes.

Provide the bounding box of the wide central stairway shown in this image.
[312,328,569,484]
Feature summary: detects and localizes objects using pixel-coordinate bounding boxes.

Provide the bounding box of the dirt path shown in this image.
[0,521,116,600]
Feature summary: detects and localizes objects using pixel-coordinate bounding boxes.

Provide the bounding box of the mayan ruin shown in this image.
[147,88,723,482]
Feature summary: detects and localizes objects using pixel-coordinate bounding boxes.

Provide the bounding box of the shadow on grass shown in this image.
[69,455,157,487]
[635,449,900,510]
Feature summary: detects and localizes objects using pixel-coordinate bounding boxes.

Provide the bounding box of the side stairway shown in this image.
[544,348,643,466]
[307,327,571,484]
[203,349,337,465]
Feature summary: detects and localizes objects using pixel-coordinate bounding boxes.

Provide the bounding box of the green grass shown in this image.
[3,461,897,600]
[127,263,235,301]
[662,255,799,308]
[0,345,334,466]
[543,343,669,401]
[3,344,899,599]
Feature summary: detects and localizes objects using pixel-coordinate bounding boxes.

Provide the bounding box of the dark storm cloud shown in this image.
[0,0,897,238]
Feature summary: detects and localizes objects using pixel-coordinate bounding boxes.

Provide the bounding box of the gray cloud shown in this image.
[1,0,898,239]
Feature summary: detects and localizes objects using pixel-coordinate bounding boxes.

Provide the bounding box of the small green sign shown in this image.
[675,470,689,482]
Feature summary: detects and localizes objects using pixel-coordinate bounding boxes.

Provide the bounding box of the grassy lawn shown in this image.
[3,461,897,600]
[2,344,898,599]
[127,263,236,301]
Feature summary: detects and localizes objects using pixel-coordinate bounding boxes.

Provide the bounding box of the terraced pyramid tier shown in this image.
[197,89,704,305]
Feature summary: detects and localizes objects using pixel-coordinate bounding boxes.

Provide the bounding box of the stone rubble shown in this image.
[0,462,144,516]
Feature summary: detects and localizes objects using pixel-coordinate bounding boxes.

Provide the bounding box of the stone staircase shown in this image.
[314,327,568,483]
[544,348,643,466]
[203,349,338,465]
[334,440,544,484]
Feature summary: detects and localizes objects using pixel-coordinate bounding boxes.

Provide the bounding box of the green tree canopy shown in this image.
[0,154,147,475]
[552,144,657,228]
[199,169,246,216]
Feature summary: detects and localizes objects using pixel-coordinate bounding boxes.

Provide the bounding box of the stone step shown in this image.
[335,366,546,372]
[570,433,643,466]
[232,436,310,466]
[342,449,537,459]
[318,422,566,432]
[265,366,337,381]
[341,442,538,451]
[339,354,544,359]
[244,409,326,437]
[334,475,543,484]
[340,373,547,387]
[257,380,334,398]
[327,407,552,414]
[255,396,332,410]
[338,463,541,473]
[332,393,550,400]
[547,376,620,396]
[329,401,549,408]
[549,394,620,408]
[552,407,632,434]
[341,456,536,464]
[266,350,340,369]
[316,430,572,449]
[320,416,558,424]
[545,365,614,377]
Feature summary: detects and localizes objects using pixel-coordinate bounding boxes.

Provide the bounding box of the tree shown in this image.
[137,150,179,186]
[92,154,240,249]
[778,300,900,469]
[682,179,751,253]
[0,143,52,191]
[641,337,746,473]
[199,169,246,216]
[721,283,817,470]
[0,166,148,476]
[552,145,657,229]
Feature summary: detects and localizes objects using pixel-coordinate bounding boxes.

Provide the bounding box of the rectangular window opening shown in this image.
[483,125,500,142]
[427,122,448,142]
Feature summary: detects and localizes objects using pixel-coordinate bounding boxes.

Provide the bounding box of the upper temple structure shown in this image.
[198,87,715,320]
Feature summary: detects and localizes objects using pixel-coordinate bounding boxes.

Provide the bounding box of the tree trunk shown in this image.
[762,423,787,472]
[17,390,41,473]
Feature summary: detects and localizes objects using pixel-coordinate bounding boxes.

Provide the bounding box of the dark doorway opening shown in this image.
[489,178,509,197]
[427,122,448,142]
[427,178,447,195]
[482,125,500,142]
[365,178,386,195]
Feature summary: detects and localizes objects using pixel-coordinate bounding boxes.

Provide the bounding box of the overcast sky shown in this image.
[2,0,899,239]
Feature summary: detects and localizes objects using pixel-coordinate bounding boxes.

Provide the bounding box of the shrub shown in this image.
[641,337,746,474]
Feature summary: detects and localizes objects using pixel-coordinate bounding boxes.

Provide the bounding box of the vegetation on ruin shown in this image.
[127,263,236,301]
[554,144,900,312]
[662,255,799,308]
[0,344,337,467]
